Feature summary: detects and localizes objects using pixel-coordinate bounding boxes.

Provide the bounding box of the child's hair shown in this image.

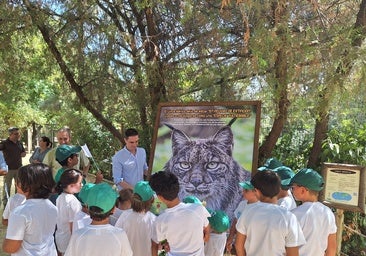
[55,168,83,194]
[17,163,55,199]
[149,171,179,201]
[131,194,154,213]
[117,188,133,206]
[88,206,114,221]
[251,170,281,198]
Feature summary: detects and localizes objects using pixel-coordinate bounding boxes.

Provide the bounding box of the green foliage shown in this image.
[272,126,314,171]
[321,120,366,166]
[320,120,366,254]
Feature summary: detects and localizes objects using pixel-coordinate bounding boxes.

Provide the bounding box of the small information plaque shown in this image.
[320,163,365,213]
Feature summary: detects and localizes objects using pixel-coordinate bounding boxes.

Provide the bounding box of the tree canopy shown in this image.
[0,0,365,165]
[1,0,366,252]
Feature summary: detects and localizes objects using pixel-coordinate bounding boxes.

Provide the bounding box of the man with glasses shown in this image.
[0,127,26,208]
[43,126,90,179]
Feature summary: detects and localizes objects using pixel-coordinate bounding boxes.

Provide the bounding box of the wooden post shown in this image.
[335,209,344,256]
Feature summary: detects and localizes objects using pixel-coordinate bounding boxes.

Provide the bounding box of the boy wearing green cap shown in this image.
[257,157,283,171]
[55,145,82,183]
[273,166,297,210]
[183,195,202,204]
[72,183,94,231]
[235,170,305,256]
[65,182,133,256]
[115,181,158,256]
[226,181,258,253]
[290,168,337,256]
[204,209,230,256]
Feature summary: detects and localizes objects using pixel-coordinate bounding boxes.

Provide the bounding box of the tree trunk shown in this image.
[307,0,366,168]
[23,0,124,144]
[258,1,290,164]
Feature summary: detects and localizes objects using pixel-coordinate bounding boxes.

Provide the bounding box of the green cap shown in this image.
[258,157,283,171]
[86,183,118,213]
[183,195,202,204]
[134,181,154,202]
[56,145,81,162]
[239,181,254,190]
[290,168,324,191]
[78,183,95,204]
[273,166,295,187]
[207,209,230,233]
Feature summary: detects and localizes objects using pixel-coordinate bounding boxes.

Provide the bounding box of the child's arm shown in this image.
[235,232,246,256]
[226,218,238,252]
[2,217,8,226]
[69,222,73,233]
[285,246,299,256]
[151,240,159,256]
[325,233,337,256]
[3,239,22,253]
[203,224,210,242]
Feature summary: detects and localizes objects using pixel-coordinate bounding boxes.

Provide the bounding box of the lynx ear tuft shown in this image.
[212,126,234,156]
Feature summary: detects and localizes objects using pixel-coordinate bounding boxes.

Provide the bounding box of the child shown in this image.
[55,144,103,184]
[55,145,83,183]
[109,188,133,226]
[2,163,58,255]
[204,209,230,256]
[235,170,305,256]
[55,168,83,255]
[273,166,297,210]
[65,182,133,256]
[182,195,202,204]
[257,157,283,171]
[226,181,258,253]
[2,182,26,226]
[72,183,94,231]
[290,168,337,256]
[149,171,211,256]
[115,181,158,256]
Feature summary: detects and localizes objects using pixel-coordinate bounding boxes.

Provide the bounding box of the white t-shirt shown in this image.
[115,209,156,256]
[6,198,58,256]
[236,201,305,256]
[72,210,92,231]
[109,208,125,226]
[204,232,227,256]
[234,200,248,219]
[55,192,82,253]
[64,224,133,256]
[153,202,210,256]
[291,201,337,256]
[278,190,297,210]
[2,193,26,220]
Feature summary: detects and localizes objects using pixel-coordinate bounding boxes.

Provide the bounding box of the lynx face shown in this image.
[163,125,251,219]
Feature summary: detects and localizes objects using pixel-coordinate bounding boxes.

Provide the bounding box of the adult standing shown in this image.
[0,127,26,207]
[29,136,52,164]
[42,126,90,179]
[112,128,148,191]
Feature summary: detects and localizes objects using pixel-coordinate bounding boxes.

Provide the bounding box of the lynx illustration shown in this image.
[163,125,251,220]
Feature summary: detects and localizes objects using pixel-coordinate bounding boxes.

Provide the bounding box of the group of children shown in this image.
[1,153,337,256]
[232,158,337,256]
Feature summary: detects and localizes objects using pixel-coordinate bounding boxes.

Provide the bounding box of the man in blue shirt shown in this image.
[0,151,8,176]
[112,128,148,191]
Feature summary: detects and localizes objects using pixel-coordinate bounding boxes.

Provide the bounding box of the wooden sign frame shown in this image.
[319,162,365,213]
